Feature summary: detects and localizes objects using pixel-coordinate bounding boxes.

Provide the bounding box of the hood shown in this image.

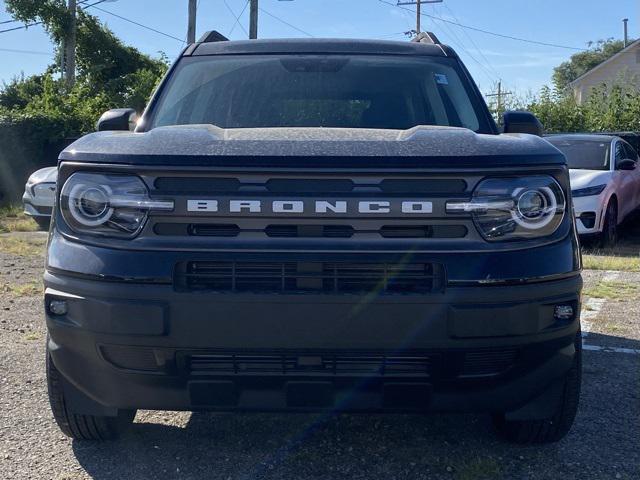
[28,166,58,184]
[569,169,612,190]
[60,125,564,168]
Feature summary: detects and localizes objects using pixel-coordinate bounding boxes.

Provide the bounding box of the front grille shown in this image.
[175,261,445,294]
[188,352,435,376]
[153,177,468,195]
[460,348,519,378]
[265,225,354,238]
[189,224,240,237]
[185,347,518,378]
[154,223,468,239]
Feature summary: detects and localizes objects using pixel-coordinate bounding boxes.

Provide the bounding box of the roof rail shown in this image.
[198,30,230,43]
[411,32,441,45]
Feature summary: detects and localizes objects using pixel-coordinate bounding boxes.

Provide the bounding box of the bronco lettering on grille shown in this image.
[186,200,433,215]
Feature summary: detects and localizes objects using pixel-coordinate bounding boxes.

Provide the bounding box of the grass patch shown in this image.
[24,332,40,341]
[0,205,38,233]
[583,280,640,301]
[583,254,640,272]
[2,281,42,297]
[0,235,46,257]
[455,457,501,480]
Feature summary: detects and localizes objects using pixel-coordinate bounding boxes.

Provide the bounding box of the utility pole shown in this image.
[249,0,258,39]
[486,81,513,120]
[397,0,443,34]
[64,0,77,88]
[623,18,629,48]
[187,0,197,44]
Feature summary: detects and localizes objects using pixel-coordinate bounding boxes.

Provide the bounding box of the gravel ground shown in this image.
[1,234,639,480]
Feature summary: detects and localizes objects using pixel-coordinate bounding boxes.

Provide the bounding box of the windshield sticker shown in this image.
[434,73,449,85]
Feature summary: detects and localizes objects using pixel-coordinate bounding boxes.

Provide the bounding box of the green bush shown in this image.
[0,111,74,205]
[525,81,640,134]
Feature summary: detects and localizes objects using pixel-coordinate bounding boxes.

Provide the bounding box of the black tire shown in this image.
[492,332,581,444]
[46,348,136,440]
[34,217,51,231]
[599,200,618,248]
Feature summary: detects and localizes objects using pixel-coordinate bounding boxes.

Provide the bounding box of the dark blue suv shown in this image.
[44,33,582,443]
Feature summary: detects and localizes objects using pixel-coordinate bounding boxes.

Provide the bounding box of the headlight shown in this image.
[571,184,606,198]
[27,168,54,187]
[60,173,173,238]
[446,176,566,241]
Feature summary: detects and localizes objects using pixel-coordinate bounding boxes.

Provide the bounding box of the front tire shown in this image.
[46,347,136,440]
[492,332,581,444]
[599,200,618,248]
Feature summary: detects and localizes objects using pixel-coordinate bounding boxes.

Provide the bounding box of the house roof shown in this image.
[569,39,640,87]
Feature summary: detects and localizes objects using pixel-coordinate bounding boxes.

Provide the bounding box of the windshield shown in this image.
[149,55,491,132]
[547,138,611,170]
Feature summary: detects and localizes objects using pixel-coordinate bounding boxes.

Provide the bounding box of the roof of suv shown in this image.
[190,38,451,58]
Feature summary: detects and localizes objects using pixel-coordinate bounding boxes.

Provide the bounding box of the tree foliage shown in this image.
[4,0,70,43]
[552,39,629,91]
[0,1,169,205]
[524,82,640,134]
[1,1,168,133]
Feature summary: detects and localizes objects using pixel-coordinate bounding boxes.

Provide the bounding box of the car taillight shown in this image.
[446,175,566,241]
[59,172,173,238]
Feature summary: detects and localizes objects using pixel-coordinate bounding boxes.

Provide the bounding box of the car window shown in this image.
[149,55,492,133]
[614,142,625,166]
[546,138,610,170]
[622,142,639,161]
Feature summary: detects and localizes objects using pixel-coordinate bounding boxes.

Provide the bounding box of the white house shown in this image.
[571,39,640,104]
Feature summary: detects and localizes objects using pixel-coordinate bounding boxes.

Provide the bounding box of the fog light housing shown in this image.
[554,305,574,321]
[49,299,68,316]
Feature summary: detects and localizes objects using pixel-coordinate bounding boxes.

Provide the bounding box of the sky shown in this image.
[0,0,638,97]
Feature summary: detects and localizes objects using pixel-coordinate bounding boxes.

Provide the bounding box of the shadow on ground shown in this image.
[70,333,639,480]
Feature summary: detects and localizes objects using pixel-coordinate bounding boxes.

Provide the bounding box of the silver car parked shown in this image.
[23,166,57,230]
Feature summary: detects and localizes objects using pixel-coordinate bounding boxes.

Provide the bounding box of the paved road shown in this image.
[1,241,638,479]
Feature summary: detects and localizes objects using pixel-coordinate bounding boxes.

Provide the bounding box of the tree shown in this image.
[552,39,630,92]
[1,0,168,130]
[4,0,70,44]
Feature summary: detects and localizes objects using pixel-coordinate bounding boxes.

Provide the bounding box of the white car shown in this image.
[22,166,57,230]
[547,134,640,246]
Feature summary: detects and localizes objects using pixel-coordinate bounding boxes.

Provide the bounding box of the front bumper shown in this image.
[45,269,582,415]
[573,195,604,235]
[22,184,55,218]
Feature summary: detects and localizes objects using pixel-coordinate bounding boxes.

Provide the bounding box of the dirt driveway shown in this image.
[0,232,638,480]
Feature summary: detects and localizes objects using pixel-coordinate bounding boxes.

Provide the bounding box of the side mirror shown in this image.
[97,108,138,132]
[502,111,543,137]
[617,159,637,171]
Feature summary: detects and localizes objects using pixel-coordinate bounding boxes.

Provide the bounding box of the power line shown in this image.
[442,4,501,79]
[0,0,105,31]
[259,7,314,38]
[79,0,111,8]
[0,47,52,56]
[229,0,250,37]
[223,0,249,37]
[84,4,184,43]
[430,16,498,85]
[379,0,586,51]
[0,21,42,34]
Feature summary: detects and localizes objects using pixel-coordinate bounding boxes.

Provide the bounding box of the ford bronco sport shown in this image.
[45,33,582,443]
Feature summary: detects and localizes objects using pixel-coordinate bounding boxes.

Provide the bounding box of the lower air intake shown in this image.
[175,261,445,294]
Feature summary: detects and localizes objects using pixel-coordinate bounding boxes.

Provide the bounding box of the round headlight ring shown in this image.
[68,183,114,227]
[511,186,558,230]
